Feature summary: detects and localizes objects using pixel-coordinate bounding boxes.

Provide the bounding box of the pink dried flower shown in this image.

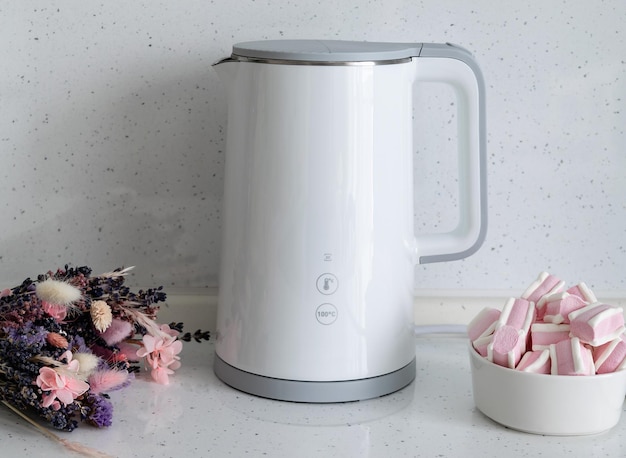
[116,341,141,362]
[45,332,69,349]
[88,369,130,394]
[41,301,69,321]
[36,366,89,408]
[136,329,183,385]
[150,365,176,385]
[98,319,132,346]
[159,324,179,339]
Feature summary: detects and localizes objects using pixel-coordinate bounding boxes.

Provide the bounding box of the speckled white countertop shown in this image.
[2,335,625,458]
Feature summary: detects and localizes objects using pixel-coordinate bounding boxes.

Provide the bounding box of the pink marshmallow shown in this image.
[472,334,493,357]
[488,325,527,368]
[569,302,625,346]
[592,335,626,374]
[530,323,571,350]
[566,282,597,304]
[521,272,564,320]
[549,337,595,376]
[496,297,535,336]
[468,272,624,379]
[542,292,587,324]
[516,349,551,374]
[467,307,500,341]
[482,297,538,368]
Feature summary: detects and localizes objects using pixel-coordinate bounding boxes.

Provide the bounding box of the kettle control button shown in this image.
[316,303,338,325]
[316,273,338,295]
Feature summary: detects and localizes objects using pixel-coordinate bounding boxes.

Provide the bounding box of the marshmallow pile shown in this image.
[469,272,626,375]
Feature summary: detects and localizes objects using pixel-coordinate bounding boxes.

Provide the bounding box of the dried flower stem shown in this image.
[1,400,113,458]
[120,305,168,339]
[97,266,135,278]
[124,338,144,345]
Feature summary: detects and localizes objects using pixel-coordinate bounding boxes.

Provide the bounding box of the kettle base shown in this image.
[213,355,416,403]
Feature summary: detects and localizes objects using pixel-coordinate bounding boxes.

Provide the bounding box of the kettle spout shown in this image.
[213,57,238,92]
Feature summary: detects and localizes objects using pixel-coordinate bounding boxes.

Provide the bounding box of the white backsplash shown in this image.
[1,1,625,293]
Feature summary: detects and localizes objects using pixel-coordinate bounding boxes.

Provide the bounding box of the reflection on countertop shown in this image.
[2,336,625,458]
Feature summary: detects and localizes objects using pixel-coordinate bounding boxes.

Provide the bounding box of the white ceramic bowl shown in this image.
[469,344,626,435]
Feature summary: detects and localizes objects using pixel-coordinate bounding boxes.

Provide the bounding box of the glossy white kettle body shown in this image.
[214,40,487,402]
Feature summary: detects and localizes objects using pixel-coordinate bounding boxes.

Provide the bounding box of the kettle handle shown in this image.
[412,44,488,264]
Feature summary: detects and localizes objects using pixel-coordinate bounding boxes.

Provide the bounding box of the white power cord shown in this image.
[413,324,467,335]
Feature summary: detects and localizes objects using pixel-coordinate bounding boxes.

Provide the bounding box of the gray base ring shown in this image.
[214,355,416,403]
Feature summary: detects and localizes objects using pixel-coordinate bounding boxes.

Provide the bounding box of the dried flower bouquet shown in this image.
[0,265,208,433]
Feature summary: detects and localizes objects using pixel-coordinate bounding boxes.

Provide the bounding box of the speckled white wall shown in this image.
[1,1,624,292]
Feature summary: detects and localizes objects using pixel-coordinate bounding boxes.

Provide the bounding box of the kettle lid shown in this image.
[231,39,424,64]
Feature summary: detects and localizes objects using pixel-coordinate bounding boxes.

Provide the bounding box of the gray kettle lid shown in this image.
[231,39,425,63]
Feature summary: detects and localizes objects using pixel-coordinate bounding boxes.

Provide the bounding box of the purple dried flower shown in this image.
[83,394,113,427]
[5,322,48,347]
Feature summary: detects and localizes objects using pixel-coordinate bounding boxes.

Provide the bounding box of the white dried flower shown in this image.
[90,300,113,332]
[36,279,82,306]
[73,352,100,378]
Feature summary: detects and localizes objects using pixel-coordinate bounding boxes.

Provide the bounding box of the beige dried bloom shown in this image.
[90,300,113,332]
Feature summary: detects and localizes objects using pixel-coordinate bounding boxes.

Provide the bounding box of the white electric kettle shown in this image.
[213,40,487,402]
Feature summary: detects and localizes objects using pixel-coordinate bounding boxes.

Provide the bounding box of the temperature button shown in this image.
[316,303,338,325]
[316,273,338,295]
